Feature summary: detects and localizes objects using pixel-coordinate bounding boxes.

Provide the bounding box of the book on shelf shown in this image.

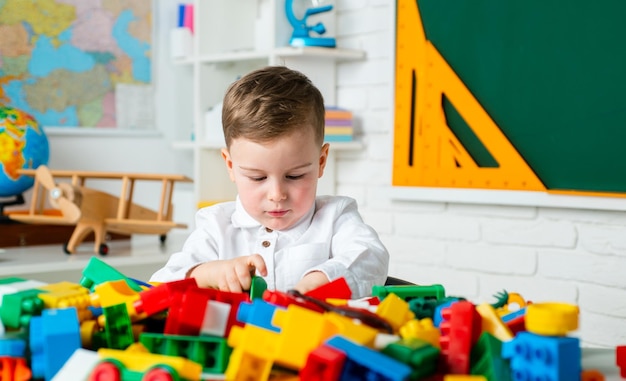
[324,106,353,142]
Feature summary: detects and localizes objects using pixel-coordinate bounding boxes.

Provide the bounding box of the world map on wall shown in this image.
[0,0,152,128]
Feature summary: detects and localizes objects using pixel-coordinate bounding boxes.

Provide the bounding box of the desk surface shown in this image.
[583,348,622,380]
[0,233,184,283]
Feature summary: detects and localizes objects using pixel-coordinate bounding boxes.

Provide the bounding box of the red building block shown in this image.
[300,344,347,381]
[439,300,482,375]
[133,278,197,315]
[0,357,31,381]
[616,345,626,378]
[262,290,326,313]
[164,285,249,337]
[202,287,250,336]
[164,287,212,336]
[581,369,605,381]
[304,277,352,301]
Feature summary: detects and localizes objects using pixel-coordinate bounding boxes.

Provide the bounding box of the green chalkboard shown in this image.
[417,0,626,194]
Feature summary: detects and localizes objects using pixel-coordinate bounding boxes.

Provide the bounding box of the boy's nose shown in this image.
[267,180,286,201]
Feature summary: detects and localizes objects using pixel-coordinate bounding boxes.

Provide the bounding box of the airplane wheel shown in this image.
[63,243,72,255]
[99,243,109,256]
[159,234,166,244]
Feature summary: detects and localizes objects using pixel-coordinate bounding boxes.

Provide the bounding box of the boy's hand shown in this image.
[293,271,330,294]
[189,254,268,292]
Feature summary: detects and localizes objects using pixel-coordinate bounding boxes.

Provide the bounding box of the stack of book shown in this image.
[324,106,354,142]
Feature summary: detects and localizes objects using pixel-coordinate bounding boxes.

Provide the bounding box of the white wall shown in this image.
[332,1,626,348]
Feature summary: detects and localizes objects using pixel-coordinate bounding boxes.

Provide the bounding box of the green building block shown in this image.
[139,332,232,374]
[0,277,27,285]
[372,284,446,302]
[103,303,134,350]
[470,332,512,381]
[249,276,267,300]
[80,257,142,292]
[382,337,440,380]
[91,329,108,351]
[0,288,45,329]
[408,296,464,320]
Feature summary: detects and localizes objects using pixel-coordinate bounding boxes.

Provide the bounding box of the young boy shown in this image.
[150,66,389,298]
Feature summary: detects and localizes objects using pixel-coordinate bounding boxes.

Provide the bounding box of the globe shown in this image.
[0,106,49,198]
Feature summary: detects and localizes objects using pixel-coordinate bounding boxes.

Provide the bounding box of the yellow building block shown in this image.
[376,293,415,333]
[80,319,98,349]
[525,302,579,336]
[272,304,338,370]
[476,303,513,342]
[444,376,487,381]
[38,281,93,322]
[399,318,440,348]
[96,343,202,380]
[227,324,280,359]
[224,347,273,381]
[325,298,349,306]
[91,280,143,321]
[324,312,378,347]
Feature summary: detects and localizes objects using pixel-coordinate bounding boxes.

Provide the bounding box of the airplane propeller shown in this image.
[35,165,82,223]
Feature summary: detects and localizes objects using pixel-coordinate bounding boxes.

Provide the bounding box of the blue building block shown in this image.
[325,335,412,381]
[30,307,81,380]
[0,337,26,357]
[501,307,526,323]
[88,305,103,317]
[501,331,581,381]
[236,299,284,332]
[432,299,457,327]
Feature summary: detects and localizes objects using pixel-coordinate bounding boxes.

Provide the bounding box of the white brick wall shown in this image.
[334,0,626,348]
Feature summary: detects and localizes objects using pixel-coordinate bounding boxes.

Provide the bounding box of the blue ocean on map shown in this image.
[30,34,95,77]
[114,9,151,83]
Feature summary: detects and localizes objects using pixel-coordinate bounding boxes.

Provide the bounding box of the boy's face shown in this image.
[221,128,329,231]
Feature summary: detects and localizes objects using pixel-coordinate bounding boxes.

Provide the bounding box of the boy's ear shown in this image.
[318,143,330,178]
[221,148,236,182]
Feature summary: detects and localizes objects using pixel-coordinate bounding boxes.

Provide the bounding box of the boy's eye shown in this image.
[250,176,266,182]
[286,174,304,180]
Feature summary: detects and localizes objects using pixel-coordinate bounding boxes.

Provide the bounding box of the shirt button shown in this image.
[265,228,273,233]
[262,240,271,248]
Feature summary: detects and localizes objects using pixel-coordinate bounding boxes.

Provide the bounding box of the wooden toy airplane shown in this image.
[8,165,192,255]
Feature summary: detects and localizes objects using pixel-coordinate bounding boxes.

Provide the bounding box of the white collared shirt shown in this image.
[150,195,389,298]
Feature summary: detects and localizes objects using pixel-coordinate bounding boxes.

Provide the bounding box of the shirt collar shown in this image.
[231,196,260,228]
[231,195,315,238]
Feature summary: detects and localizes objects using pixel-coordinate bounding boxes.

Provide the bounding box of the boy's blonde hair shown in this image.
[222,66,325,148]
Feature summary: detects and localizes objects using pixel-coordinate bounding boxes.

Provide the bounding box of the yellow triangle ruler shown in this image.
[393,0,546,191]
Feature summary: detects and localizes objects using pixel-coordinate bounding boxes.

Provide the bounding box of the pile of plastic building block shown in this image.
[0,256,620,380]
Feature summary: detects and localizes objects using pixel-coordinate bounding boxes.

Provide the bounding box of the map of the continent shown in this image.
[0,0,152,128]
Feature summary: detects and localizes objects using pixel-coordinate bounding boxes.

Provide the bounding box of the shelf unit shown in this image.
[171,0,365,207]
